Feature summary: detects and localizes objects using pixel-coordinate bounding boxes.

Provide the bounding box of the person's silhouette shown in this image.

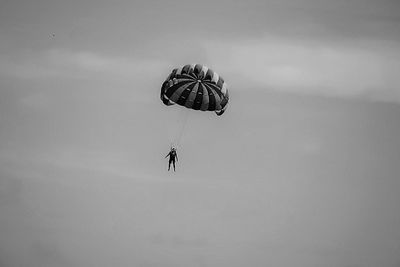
[165,147,178,171]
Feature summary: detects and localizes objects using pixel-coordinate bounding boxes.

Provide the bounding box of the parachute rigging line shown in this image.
[173,108,190,149]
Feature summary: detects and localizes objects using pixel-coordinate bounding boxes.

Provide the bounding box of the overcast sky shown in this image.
[1,1,400,267]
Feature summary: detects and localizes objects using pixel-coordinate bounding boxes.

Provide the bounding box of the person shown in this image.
[165,147,178,171]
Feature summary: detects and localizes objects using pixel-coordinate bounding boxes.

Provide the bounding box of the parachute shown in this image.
[160,64,229,116]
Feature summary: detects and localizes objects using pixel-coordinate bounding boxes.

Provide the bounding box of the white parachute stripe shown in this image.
[166,78,195,89]
[221,82,227,95]
[175,67,183,75]
[200,65,209,78]
[171,78,195,83]
[211,72,219,84]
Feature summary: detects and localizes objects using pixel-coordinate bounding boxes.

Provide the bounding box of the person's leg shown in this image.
[173,160,176,171]
[168,160,171,171]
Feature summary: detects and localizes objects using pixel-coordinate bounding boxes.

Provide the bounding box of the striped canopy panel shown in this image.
[160,64,229,116]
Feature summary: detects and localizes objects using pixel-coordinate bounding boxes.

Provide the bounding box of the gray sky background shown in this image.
[1,0,400,266]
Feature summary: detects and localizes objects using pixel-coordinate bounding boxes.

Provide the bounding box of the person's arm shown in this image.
[165,152,170,158]
[176,153,178,162]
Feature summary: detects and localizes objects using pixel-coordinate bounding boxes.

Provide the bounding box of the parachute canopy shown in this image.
[160,64,229,116]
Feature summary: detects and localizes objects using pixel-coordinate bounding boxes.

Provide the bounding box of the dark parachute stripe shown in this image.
[192,82,205,110]
[164,80,194,99]
[181,65,191,74]
[200,84,210,111]
[173,71,196,80]
[220,93,228,108]
[204,69,214,81]
[203,83,225,111]
[169,81,196,103]
[193,64,203,77]
[177,82,197,106]
[188,72,197,79]
[186,65,194,76]
[170,68,178,78]
[175,73,195,80]
[161,93,173,106]
[165,69,176,81]
[160,81,172,104]
[184,82,200,109]
[203,82,223,101]
[203,82,224,99]
[203,85,216,111]
[160,80,172,105]
[218,89,229,115]
[161,80,168,95]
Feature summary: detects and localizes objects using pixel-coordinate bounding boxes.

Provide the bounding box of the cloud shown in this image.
[0,49,170,85]
[204,37,400,103]
[0,54,61,79]
[46,49,169,76]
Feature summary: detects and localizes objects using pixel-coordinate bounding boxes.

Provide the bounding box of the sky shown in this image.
[1,0,400,266]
